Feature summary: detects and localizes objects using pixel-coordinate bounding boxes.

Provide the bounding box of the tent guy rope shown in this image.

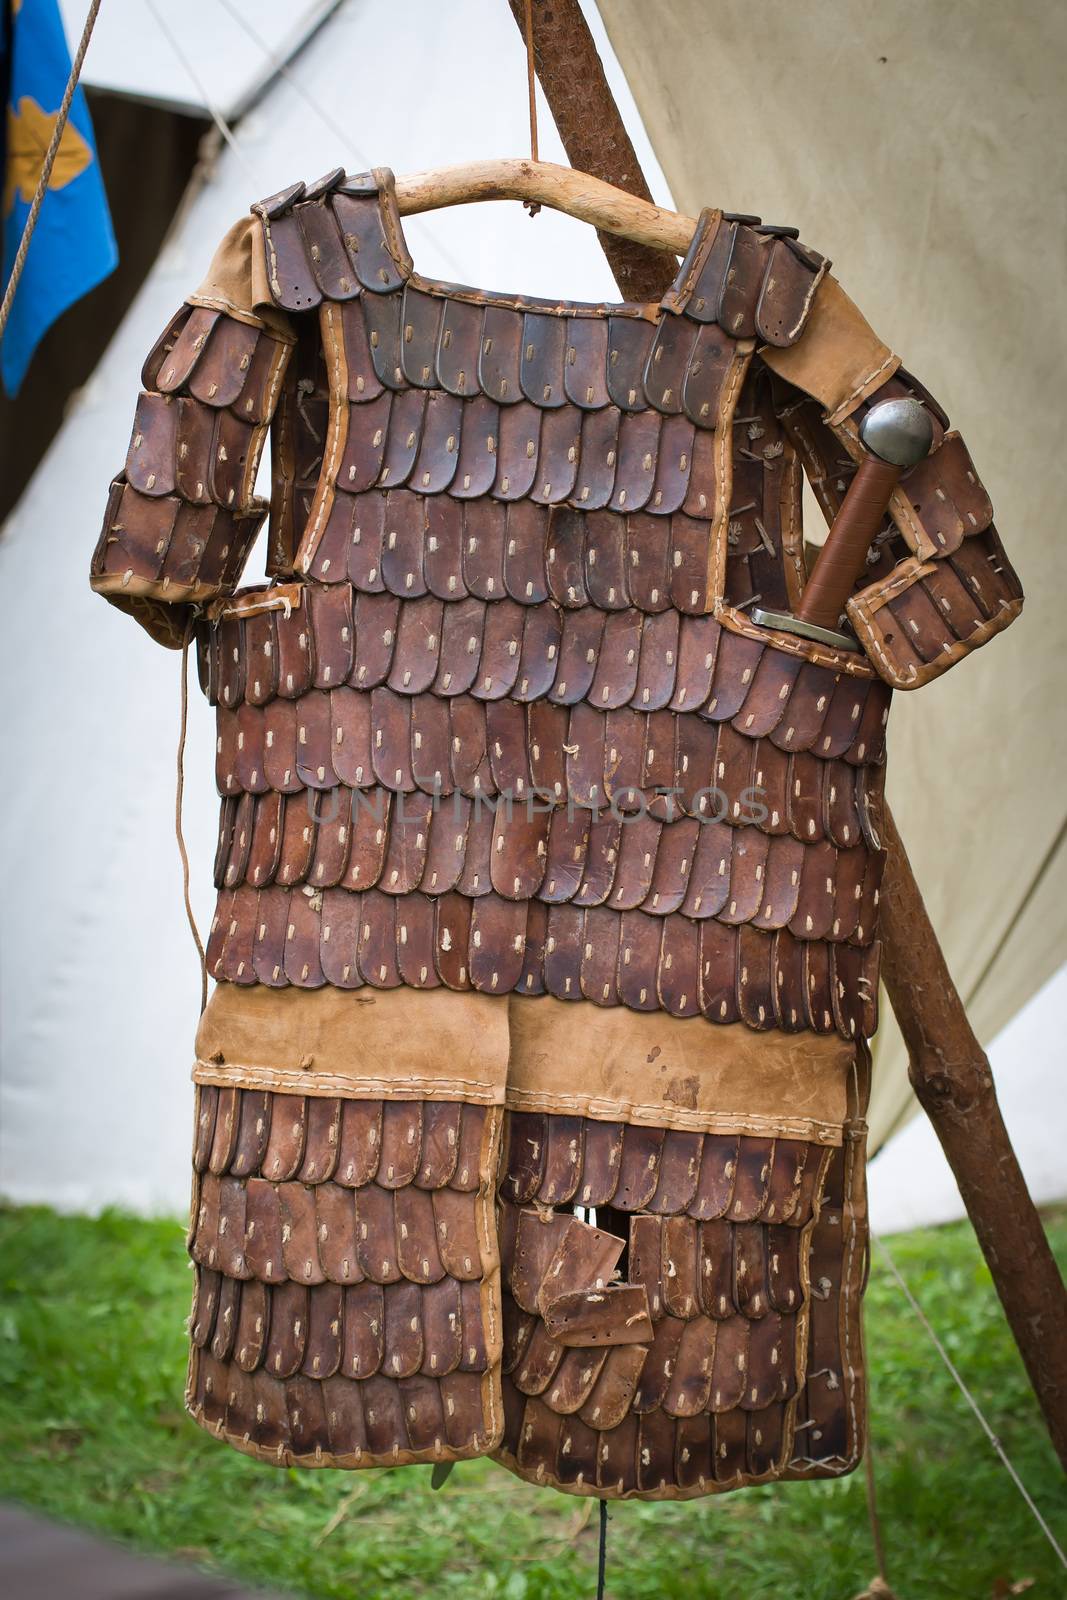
[144,0,265,191]
[216,0,365,168]
[874,1236,1067,1568]
[199,0,467,280]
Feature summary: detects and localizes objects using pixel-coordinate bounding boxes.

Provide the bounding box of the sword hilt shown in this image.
[753,397,934,651]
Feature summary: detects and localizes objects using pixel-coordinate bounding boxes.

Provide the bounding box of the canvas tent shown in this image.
[599,0,1067,1143]
[1,0,1063,1220]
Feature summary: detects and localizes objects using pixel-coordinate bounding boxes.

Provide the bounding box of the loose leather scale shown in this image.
[90,168,1022,1499]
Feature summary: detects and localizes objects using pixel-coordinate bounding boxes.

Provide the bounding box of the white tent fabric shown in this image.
[58,0,339,120]
[599,0,1067,1142]
[869,965,1067,1234]
[0,0,672,1216]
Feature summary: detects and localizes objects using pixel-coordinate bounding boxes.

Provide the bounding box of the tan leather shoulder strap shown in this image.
[759,274,899,422]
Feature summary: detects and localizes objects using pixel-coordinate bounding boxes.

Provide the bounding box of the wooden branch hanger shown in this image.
[393,159,698,257]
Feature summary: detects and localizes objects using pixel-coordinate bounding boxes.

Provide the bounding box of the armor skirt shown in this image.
[186,983,868,1499]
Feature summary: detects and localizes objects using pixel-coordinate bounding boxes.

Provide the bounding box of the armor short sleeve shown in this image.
[762,276,1023,688]
[89,217,296,648]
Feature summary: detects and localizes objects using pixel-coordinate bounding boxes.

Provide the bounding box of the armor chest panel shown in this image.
[203,180,886,1042]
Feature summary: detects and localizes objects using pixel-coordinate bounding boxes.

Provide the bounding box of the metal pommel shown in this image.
[859,397,934,469]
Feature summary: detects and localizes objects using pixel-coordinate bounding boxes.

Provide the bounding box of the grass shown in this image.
[0,1204,1064,1599]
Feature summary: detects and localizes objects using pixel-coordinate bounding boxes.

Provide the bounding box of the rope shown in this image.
[0,0,104,341]
[216,0,358,159]
[860,1430,897,1598]
[522,0,541,218]
[596,1498,608,1600]
[873,1236,1067,1569]
[210,0,469,278]
[523,0,539,163]
[144,0,264,190]
[855,1297,899,1594]
[177,618,209,1016]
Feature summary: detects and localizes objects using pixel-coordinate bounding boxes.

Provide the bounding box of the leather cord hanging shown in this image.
[505,0,677,299]
[857,1402,899,1600]
[177,616,209,1016]
[523,0,541,215]
[524,0,539,161]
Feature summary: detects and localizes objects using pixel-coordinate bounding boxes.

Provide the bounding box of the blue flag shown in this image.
[1,0,117,395]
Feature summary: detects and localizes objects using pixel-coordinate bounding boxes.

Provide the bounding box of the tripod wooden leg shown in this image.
[508,0,1067,1473]
[879,804,1067,1469]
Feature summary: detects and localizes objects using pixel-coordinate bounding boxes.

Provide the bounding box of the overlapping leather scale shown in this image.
[188,1083,495,1463]
[501,1119,826,1226]
[494,1112,842,1495]
[343,288,737,435]
[789,1142,857,1470]
[93,476,265,596]
[302,351,796,589]
[211,777,884,948]
[94,299,290,599]
[306,491,720,600]
[202,586,891,765]
[204,602,887,1038]
[259,172,825,344]
[254,172,825,362]
[247,179,826,617]
[252,170,409,311]
[868,522,1021,683]
[211,686,886,835]
[129,304,288,509]
[204,885,879,1037]
[186,173,892,1043]
[672,213,827,348]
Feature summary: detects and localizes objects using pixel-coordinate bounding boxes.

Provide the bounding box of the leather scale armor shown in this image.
[91,168,1022,1500]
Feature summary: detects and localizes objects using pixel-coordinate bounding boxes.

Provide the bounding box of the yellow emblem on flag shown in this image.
[4,95,93,216]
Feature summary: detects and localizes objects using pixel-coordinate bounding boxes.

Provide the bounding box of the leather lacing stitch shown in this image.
[296,302,348,574]
[191,1058,505,1103]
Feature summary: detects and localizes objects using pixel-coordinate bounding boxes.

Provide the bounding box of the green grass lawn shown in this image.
[0,1203,1064,1599]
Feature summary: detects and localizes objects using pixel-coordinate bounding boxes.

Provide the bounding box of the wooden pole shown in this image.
[510,0,1067,1472]
[879,806,1067,1469]
[504,0,676,302]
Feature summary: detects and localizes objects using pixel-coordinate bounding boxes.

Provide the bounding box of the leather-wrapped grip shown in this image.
[795,455,900,631]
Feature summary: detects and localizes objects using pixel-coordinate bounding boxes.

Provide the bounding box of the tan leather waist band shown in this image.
[193,984,852,1142]
[194,984,510,1103]
[504,996,850,1142]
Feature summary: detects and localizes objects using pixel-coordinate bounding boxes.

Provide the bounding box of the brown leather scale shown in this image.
[90,168,1022,1499]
